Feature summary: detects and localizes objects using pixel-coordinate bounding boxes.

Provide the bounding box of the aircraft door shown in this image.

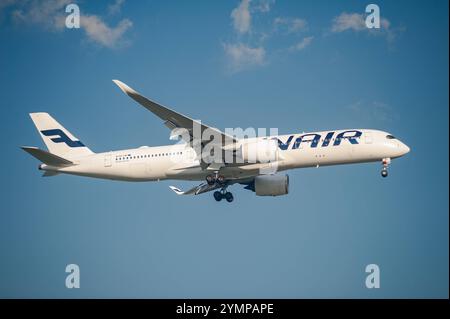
[185,148,195,162]
[365,132,373,144]
[104,153,112,167]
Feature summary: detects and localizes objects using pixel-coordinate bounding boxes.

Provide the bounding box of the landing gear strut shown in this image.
[207,172,233,202]
[206,174,216,186]
[381,158,391,178]
[206,172,226,186]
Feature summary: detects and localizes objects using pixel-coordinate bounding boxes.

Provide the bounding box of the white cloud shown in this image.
[290,18,308,33]
[289,36,313,52]
[81,15,132,48]
[6,0,132,48]
[274,17,308,34]
[223,43,265,73]
[11,0,70,30]
[331,12,399,42]
[226,0,266,73]
[331,12,367,33]
[225,1,311,73]
[231,0,251,34]
[108,0,125,16]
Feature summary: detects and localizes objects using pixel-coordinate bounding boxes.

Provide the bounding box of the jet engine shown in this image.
[254,174,289,196]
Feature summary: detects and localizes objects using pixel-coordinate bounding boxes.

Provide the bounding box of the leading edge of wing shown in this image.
[112,79,237,144]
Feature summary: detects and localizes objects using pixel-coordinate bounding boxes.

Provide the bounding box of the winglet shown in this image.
[112,79,138,95]
[169,186,185,195]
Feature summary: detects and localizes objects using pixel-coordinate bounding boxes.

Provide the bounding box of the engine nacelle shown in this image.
[254,174,289,196]
[238,138,278,163]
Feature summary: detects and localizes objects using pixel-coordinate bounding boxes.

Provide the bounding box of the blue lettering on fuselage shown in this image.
[278,135,294,150]
[293,133,321,149]
[321,131,335,147]
[277,130,362,150]
[333,130,362,145]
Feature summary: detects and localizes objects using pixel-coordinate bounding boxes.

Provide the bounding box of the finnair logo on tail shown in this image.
[41,129,85,147]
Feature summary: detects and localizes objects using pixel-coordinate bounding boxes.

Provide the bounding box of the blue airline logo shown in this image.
[40,129,85,147]
[278,130,362,150]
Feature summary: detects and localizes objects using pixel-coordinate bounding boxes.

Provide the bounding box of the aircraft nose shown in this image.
[400,142,410,155]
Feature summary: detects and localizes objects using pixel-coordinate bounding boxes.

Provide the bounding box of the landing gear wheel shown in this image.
[206,175,216,186]
[213,191,222,201]
[224,192,234,203]
[381,169,388,178]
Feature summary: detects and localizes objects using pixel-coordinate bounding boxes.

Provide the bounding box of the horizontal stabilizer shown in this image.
[21,146,73,166]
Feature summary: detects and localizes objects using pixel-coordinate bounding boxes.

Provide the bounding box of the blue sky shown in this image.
[0,0,448,298]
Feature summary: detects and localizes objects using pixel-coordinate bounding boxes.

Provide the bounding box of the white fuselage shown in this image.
[40,129,410,181]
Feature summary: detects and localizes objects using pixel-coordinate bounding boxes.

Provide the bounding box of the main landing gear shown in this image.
[207,172,233,202]
[381,158,391,178]
[213,189,234,203]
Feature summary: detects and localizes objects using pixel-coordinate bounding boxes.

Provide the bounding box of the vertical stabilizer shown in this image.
[29,112,93,158]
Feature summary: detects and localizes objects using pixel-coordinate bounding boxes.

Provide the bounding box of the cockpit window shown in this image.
[386,135,396,139]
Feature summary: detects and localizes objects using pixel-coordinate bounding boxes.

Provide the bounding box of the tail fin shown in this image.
[29,113,93,158]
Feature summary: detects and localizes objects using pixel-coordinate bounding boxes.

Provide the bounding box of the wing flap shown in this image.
[169,183,222,196]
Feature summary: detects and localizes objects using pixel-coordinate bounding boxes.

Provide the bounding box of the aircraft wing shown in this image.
[169,176,255,196]
[112,80,237,146]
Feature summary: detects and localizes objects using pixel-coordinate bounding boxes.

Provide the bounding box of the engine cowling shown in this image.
[238,138,278,163]
[254,174,289,196]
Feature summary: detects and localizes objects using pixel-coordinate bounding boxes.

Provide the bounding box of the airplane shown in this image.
[21,80,410,202]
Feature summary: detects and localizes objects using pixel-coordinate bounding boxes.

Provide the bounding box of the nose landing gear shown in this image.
[381,158,391,178]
